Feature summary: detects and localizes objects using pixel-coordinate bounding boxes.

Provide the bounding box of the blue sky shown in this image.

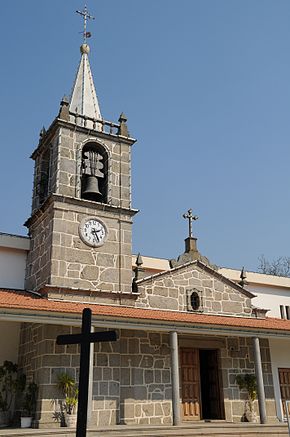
[1,0,290,272]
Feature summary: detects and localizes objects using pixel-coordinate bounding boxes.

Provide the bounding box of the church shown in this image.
[1,7,290,432]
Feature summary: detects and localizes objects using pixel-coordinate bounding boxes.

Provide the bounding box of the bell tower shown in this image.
[25,17,137,299]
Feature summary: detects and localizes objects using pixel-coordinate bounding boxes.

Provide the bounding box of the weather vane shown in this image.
[183,208,198,238]
[76,5,95,44]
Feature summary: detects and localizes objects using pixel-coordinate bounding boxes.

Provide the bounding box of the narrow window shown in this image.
[286,306,290,320]
[280,305,286,319]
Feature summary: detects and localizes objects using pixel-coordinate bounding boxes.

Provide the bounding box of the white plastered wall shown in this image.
[269,338,290,421]
[0,321,20,365]
[250,285,290,318]
[0,247,27,289]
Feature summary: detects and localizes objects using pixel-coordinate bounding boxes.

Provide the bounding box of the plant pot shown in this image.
[245,408,258,423]
[0,411,9,428]
[65,413,77,427]
[21,416,32,428]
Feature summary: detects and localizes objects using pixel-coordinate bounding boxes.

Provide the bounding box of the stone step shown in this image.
[93,424,290,437]
[0,424,289,437]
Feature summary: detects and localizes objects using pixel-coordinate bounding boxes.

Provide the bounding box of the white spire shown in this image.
[69,44,102,126]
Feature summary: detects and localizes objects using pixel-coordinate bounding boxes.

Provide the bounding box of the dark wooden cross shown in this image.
[182,208,198,238]
[56,308,117,437]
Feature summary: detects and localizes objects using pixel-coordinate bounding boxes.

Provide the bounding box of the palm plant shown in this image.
[236,373,257,417]
[57,373,78,415]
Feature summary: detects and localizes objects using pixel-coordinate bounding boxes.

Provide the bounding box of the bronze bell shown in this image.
[82,175,101,200]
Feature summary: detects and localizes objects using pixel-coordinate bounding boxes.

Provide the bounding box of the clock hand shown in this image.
[92,229,100,242]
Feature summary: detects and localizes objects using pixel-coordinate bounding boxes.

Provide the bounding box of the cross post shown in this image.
[76,5,95,44]
[56,308,117,437]
[182,208,198,238]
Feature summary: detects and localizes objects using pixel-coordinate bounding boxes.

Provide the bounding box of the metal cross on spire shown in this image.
[76,5,95,44]
[183,208,198,238]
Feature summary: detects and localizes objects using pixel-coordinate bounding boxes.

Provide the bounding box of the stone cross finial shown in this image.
[76,5,95,44]
[183,208,198,238]
[135,252,143,267]
[239,267,247,287]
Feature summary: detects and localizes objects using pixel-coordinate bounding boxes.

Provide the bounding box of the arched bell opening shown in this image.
[81,142,108,203]
[38,149,50,205]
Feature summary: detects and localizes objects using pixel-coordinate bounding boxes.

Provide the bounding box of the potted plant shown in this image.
[0,361,26,427]
[21,382,38,428]
[236,373,258,422]
[57,373,78,427]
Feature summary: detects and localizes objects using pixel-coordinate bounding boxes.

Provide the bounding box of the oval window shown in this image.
[190,291,200,310]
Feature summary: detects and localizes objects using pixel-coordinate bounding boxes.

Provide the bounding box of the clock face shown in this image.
[79,217,108,247]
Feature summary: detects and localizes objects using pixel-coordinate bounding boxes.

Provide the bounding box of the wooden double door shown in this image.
[180,347,224,421]
[278,368,290,416]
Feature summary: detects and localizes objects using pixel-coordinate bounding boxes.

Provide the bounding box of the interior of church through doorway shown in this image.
[180,347,225,421]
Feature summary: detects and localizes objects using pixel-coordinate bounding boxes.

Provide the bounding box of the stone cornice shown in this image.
[39,284,140,302]
[52,194,139,217]
[30,119,59,159]
[31,117,136,159]
[24,193,139,228]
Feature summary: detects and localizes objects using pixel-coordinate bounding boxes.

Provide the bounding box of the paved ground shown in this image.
[0,423,289,437]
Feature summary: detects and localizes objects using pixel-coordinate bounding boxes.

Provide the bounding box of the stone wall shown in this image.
[220,337,277,422]
[26,197,133,293]
[50,126,132,210]
[48,198,133,293]
[18,322,277,427]
[32,124,132,212]
[27,123,135,294]
[18,323,172,427]
[18,323,81,426]
[25,204,54,291]
[137,263,253,317]
[92,329,172,426]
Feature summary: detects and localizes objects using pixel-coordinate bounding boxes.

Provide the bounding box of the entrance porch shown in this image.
[1,297,290,429]
[14,321,277,427]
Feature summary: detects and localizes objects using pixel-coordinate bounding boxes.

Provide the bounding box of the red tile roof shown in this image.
[1,288,290,334]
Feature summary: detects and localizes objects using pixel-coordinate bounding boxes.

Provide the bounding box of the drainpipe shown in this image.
[253,337,267,424]
[170,331,181,425]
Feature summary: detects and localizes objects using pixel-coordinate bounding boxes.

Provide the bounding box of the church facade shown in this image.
[1,21,290,429]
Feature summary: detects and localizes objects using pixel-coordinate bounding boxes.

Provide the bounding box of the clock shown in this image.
[79,217,108,247]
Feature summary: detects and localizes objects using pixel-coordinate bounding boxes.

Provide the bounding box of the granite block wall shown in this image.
[18,324,172,427]
[25,204,54,291]
[220,336,277,422]
[137,263,253,317]
[48,199,133,293]
[26,123,135,294]
[91,329,172,426]
[32,126,132,210]
[17,322,277,427]
[26,198,133,293]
